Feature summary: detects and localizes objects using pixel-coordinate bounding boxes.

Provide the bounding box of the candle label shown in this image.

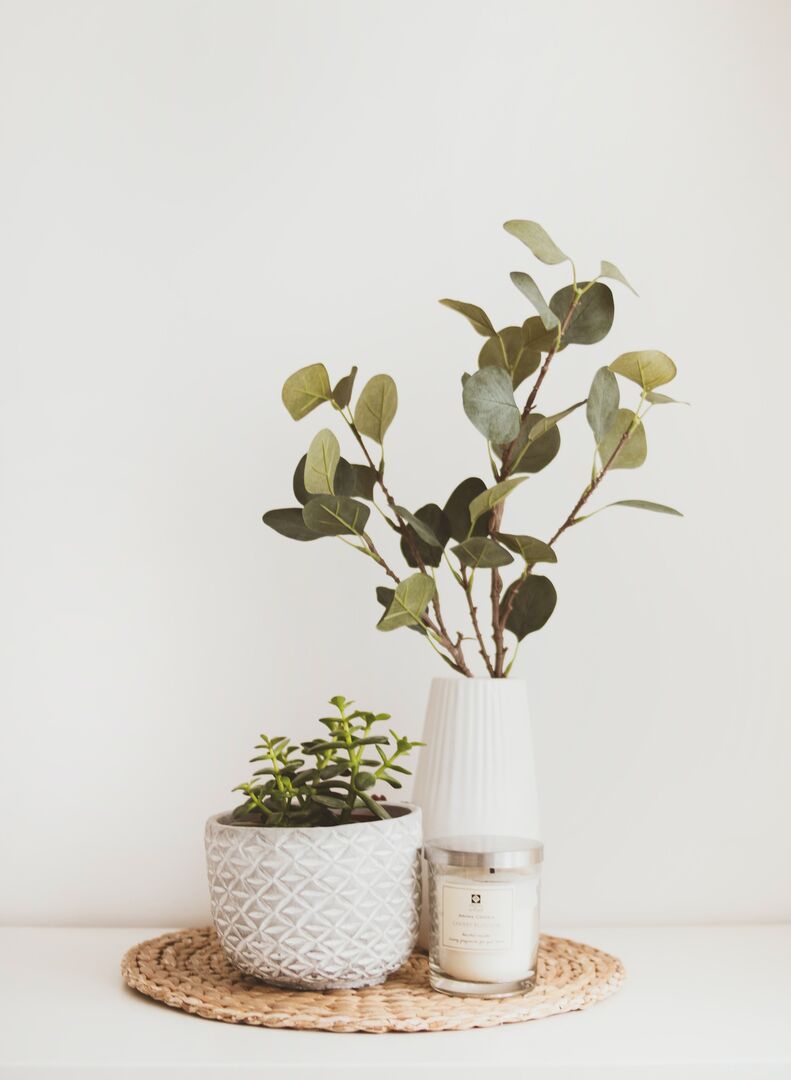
[441,882,514,951]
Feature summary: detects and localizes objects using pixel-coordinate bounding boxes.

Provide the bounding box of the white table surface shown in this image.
[0,926,789,1079]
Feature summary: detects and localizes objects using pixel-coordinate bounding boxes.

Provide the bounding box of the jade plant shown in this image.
[233,696,422,825]
[263,219,684,678]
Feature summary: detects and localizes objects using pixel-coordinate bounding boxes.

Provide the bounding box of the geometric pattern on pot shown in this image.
[205,804,422,990]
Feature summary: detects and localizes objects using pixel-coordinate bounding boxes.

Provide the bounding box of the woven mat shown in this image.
[121,927,624,1033]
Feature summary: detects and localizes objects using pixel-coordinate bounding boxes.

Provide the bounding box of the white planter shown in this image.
[204,803,421,989]
[413,677,540,850]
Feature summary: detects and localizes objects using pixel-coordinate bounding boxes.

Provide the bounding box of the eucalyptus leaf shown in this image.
[452,537,514,569]
[522,315,559,353]
[478,326,540,389]
[550,282,614,345]
[444,478,488,541]
[468,476,526,525]
[293,455,310,505]
[523,400,585,444]
[302,495,371,535]
[334,459,377,500]
[495,413,561,474]
[609,350,677,391]
[395,506,442,547]
[399,503,451,568]
[354,374,398,443]
[438,298,495,337]
[595,499,682,516]
[282,363,332,420]
[377,573,436,632]
[597,409,647,470]
[462,367,521,443]
[332,365,358,409]
[510,271,559,330]
[304,428,340,495]
[263,507,321,542]
[599,260,638,296]
[376,586,427,634]
[503,219,569,264]
[502,575,557,640]
[498,534,557,563]
[586,367,620,443]
[646,390,688,405]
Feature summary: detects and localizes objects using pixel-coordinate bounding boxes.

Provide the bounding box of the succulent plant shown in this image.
[233,696,422,826]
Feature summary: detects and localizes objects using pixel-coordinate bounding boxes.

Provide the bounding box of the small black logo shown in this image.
[471,893,481,904]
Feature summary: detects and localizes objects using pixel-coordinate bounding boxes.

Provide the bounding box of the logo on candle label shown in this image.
[441,883,514,951]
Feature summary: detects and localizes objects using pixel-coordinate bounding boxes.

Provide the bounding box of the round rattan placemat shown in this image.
[121,928,624,1033]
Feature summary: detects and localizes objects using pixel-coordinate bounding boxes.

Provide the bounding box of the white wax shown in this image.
[435,870,539,983]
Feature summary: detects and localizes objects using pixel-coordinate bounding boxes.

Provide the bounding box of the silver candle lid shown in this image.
[424,835,543,869]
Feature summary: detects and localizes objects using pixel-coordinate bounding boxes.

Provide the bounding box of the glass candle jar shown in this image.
[424,835,543,997]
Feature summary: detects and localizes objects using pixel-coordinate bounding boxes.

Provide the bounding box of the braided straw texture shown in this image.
[121,927,624,1033]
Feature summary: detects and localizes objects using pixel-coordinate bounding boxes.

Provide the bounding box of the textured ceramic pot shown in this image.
[204,803,422,989]
[411,678,540,945]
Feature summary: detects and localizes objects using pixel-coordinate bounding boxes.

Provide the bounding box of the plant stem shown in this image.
[461,567,495,676]
[341,409,473,676]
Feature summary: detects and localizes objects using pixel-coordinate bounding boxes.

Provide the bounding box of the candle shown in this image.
[424,836,543,997]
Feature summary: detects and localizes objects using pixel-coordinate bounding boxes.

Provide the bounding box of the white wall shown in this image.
[1,0,789,927]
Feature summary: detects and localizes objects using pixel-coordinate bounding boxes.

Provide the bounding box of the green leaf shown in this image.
[302,495,371,535]
[377,573,436,632]
[498,534,557,563]
[597,409,647,470]
[354,374,398,443]
[334,459,377,499]
[439,298,495,337]
[646,390,688,405]
[599,260,638,296]
[595,499,683,517]
[263,507,321,542]
[444,478,488,541]
[304,428,340,495]
[400,504,451,569]
[478,327,540,390]
[375,586,426,634]
[394,506,442,547]
[503,219,569,265]
[332,365,358,409]
[495,413,561,474]
[609,350,677,391]
[522,400,585,444]
[310,794,348,810]
[462,367,521,443]
[292,455,310,505]
[359,791,390,819]
[510,272,559,330]
[452,537,514,569]
[502,575,557,640]
[586,367,620,444]
[550,282,614,345]
[282,363,332,420]
[522,315,559,353]
[468,476,526,525]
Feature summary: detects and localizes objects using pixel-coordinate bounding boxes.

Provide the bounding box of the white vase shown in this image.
[412,678,540,946]
[412,677,540,880]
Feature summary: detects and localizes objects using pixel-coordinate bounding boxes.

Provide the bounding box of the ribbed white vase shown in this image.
[411,677,540,945]
[413,677,541,842]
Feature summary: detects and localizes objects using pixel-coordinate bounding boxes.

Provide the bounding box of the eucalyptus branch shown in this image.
[266,219,681,680]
